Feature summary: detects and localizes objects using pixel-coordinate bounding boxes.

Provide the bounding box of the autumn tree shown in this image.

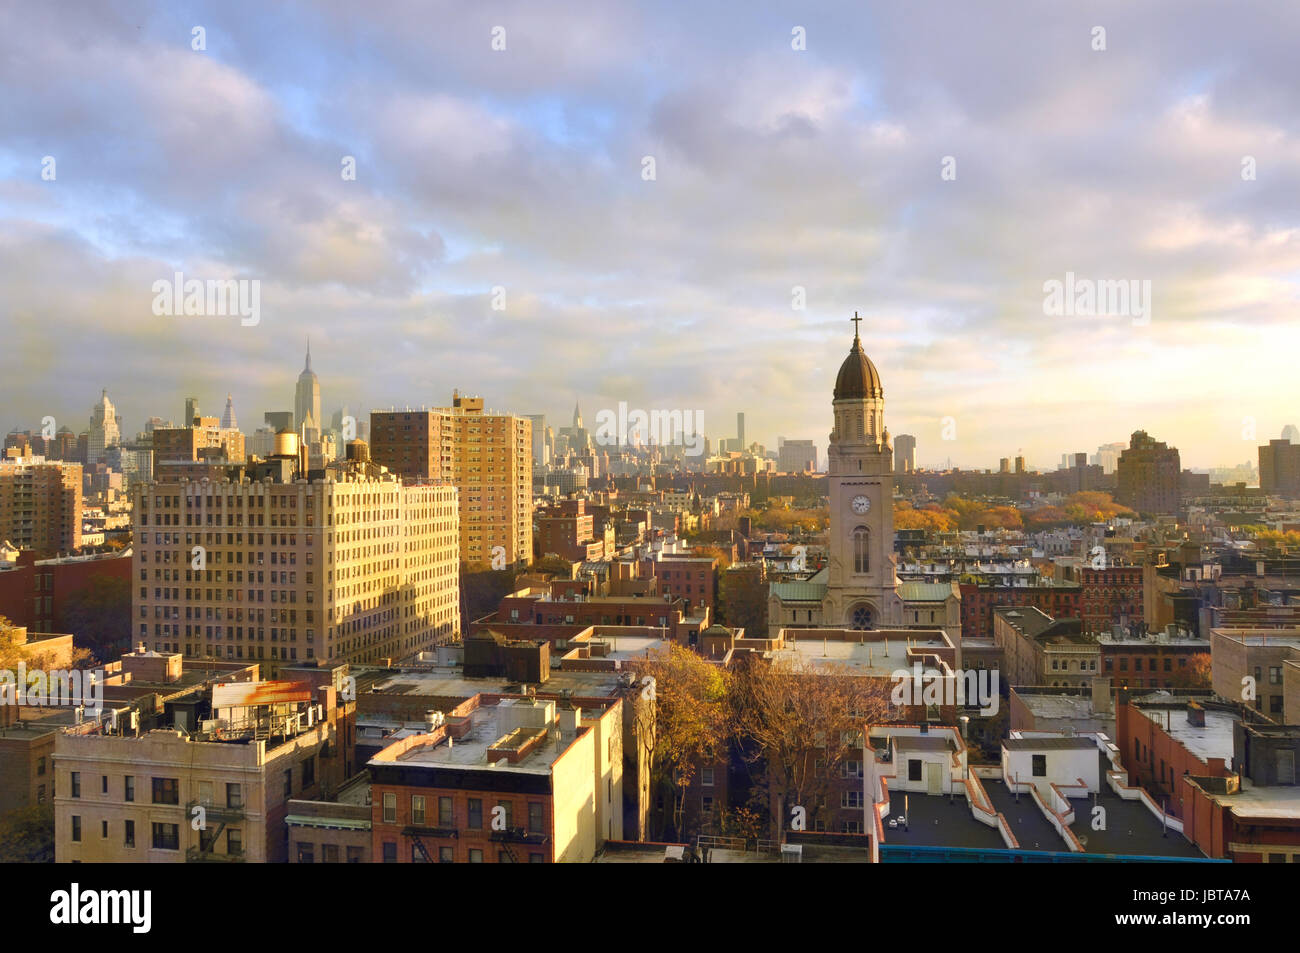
[630,644,732,841]
[1169,653,1213,689]
[730,654,892,838]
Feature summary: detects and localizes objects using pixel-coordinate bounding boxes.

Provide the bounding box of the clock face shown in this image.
[850,494,871,514]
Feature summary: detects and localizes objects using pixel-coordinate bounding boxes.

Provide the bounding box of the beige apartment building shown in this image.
[1211,626,1300,721]
[54,669,351,863]
[0,454,82,556]
[151,416,246,467]
[131,469,460,673]
[370,391,532,570]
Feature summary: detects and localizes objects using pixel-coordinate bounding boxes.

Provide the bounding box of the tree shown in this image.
[631,644,732,841]
[718,565,767,636]
[0,806,54,862]
[730,655,892,839]
[59,573,131,662]
[1169,653,1212,689]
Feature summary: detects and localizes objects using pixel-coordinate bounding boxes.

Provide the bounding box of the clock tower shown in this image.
[824,314,901,629]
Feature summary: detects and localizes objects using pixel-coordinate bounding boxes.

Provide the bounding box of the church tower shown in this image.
[823,314,901,628]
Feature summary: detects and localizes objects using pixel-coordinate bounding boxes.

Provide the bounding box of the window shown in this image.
[529,853,545,863]
[226,783,242,809]
[302,756,315,788]
[411,795,426,826]
[101,775,108,794]
[439,796,453,827]
[841,790,864,808]
[124,820,135,848]
[347,846,363,863]
[283,769,293,798]
[124,776,135,802]
[152,823,180,850]
[842,760,863,779]
[71,772,81,798]
[411,844,427,863]
[382,842,397,863]
[102,820,108,838]
[467,799,483,830]
[528,802,544,833]
[323,844,339,863]
[439,847,454,863]
[37,757,45,776]
[151,777,179,805]
[71,816,81,842]
[852,526,870,574]
[908,759,922,782]
[383,793,396,824]
[1032,755,1047,777]
[468,849,483,863]
[228,829,242,856]
[700,767,715,787]
[1270,666,1283,685]
[296,842,315,863]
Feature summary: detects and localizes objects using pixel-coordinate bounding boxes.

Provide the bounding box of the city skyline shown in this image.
[3,3,1299,470]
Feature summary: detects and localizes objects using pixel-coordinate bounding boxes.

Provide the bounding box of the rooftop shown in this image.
[1134,702,1237,764]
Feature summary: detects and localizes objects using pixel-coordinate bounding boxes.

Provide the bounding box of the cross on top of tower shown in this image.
[851,312,862,342]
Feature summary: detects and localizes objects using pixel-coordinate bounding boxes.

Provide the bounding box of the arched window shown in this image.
[850,606,873,630]
[852,526,870,574]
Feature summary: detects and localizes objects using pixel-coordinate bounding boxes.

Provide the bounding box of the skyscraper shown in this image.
[294,342,321,433]
[87,389,121,465]
[0,455,82,555]
[1260,437,1300,498]
[220,393,238,431]
[893,434,917,473]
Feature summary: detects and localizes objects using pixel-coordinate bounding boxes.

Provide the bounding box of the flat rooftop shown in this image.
[880,791,1006,850]
[381,701,577,776]
[1013,693,1099,721]
[983,778,1064,852]
[1072,753,1205,858]
[357,667,625,700]
[1134,704,1237,764]
[1004,736,1096,751]
[774,634,947,678]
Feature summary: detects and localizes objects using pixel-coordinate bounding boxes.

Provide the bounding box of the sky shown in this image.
[2,0,1298,472]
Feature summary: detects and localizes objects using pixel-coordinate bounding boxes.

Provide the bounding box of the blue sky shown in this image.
[2,0,1298,470]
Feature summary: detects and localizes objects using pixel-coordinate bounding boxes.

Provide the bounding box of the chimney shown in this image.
[1091,676,1112,715]
[1186,701,1206,728]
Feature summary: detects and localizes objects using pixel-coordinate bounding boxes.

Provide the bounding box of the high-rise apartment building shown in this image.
[893,433,917,473]
[777,439,817,473]
[87,389,121,465]
[370,392,532,569]
[1260,437,1300,499]
[152,417,246,469]
[0,455,82,555]
[1116,430,1181,515]
[131,467,460,672]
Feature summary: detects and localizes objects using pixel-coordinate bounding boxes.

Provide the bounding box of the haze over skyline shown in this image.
[3,1,1298,469]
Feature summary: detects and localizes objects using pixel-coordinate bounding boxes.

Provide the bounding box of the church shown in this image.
[767,316,961,639]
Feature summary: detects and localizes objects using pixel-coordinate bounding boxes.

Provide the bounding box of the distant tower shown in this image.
[572,401,583,431]
[184,397,200,426]
[220,394,238,430]
[295,341,321,432]
[87,389,122,465]
[1283,424,1300,445]
[737,413,746,450]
